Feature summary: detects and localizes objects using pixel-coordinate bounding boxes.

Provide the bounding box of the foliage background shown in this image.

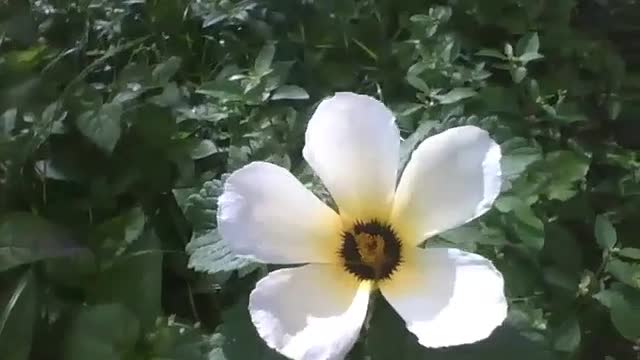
[1,0,640,359]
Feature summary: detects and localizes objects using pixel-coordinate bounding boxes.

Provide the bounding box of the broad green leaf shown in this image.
[88,229,162,329]
[607,259,640,289]
[185,179,258,279]
[271,85,309,100]
[552,315,581,353]
[90,206,145,261]
[511,203,545,251]
[367,295,554,359]
[0,212,81,272]
[0,270,37,360]
[75,102,123,154]
[595,215,617,250]
[617,248,640,260]
[600,284,640,341]
[254,42,276,75]
[64,303,140,360]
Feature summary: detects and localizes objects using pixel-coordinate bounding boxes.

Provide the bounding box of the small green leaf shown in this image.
[271,85,309,100]
[64,304,140,360]
[75,102,122,154]
[152,56,182,84]
[254,42,276,75]
[0,212,80,272]
[516,33,540,57]
[433,87,477,104]
[595,215,617,250]
[511,66,527,83]
[476,49,508,60]
[189,139,218,159]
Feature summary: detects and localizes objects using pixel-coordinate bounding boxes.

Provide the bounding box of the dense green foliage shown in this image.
[1,0,639,359]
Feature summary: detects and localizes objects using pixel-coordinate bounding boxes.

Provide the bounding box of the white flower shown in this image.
[217,92,507,360]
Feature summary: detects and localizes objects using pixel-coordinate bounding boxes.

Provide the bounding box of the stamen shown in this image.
[339,219,402,281]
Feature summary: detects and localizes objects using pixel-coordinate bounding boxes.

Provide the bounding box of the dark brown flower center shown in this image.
[339,219,403,281]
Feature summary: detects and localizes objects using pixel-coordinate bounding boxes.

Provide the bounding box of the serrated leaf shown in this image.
[0,212,81,272]
[271,85,309,100]
[75,102,122,154]
[595,215,617,250]
[185,179,258,279]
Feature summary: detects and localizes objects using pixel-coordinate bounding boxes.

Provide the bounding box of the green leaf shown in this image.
[185,179,258,279]
[254,42,276,75]
[515,33,540,57]
[595,215,617,250]
[212,297,285,360]
[543,150,591,200]
[0,212,81,272]
[511,203,545,251]
[617,248,640,260]
[152,56,182,84]
[189,139,219,159]
[271,85,309,100]
[607,259,640,289]
[433,87,477,104]
[88,229,163,329]
[367,295,554,359]
[64,303,140,360]
[511,66,527,83]
[0,270,38,360]
[75,102,123,154]
[603,284,640,341]
[476,49,508,60]
[552,315,581,353]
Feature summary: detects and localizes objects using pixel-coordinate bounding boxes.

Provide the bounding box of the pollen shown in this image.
[339,219,403,281]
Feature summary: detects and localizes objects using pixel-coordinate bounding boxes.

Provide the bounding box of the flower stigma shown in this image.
[339,219,403,281]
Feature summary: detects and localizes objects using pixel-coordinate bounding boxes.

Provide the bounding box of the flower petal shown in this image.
[391,126,501,245]
[218,161,341,264]
[250,264,371,360]
[303,92,400,220]
[380,247,507,348]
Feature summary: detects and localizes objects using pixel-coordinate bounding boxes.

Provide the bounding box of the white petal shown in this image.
[380,248,507,348]
[250,264,371,360]
[391,126,501,245]
[218,162,341,264]
[303,92,400,220]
